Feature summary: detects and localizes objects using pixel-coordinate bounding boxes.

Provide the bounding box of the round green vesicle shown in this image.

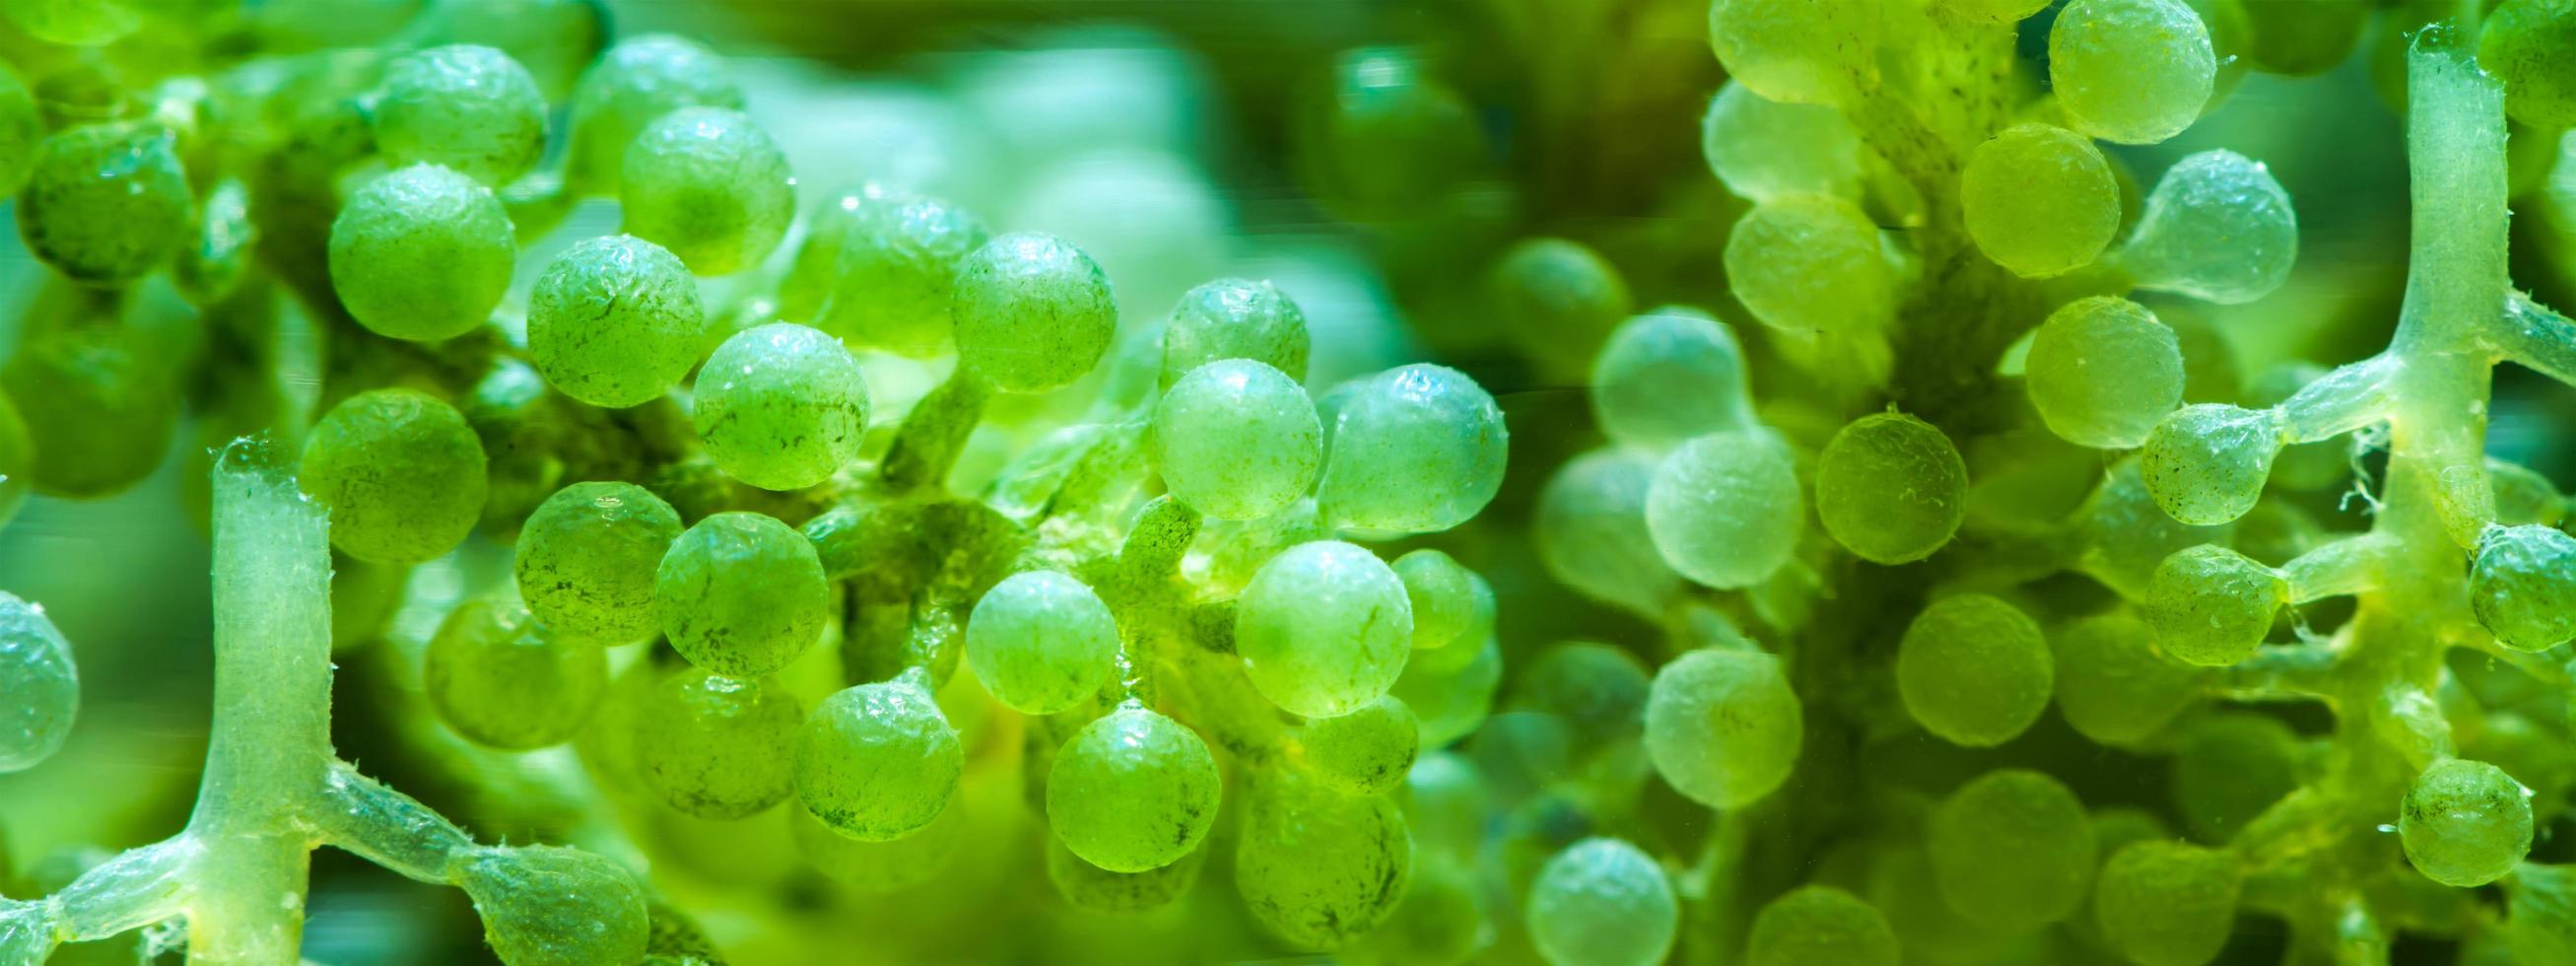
[2124,150,2301,305]
[2140,403,2284,525]
[300,388,490,565]
[514,482,683,646]
[373,44,547,186]
[1591,307,1754,450]
[1701,80,1864,202]
[1161,277,1311,387]
[566,34,744,192]
[2093,840,2241,966]
[1391,638,1503,749]
[2053,612,2203,745]
[1644,648,1800,808]
[527,235,707,409]
[797,676,963,841]
[620,107,794,276]
[1962,123,2121,278]
[18,123,191,287]
[693,323,869,491]
[2027,296,2187,448]
[1815,412,1968,565]
[2050,0,2216,144]
[2480,0,2576,128]
[1392,549,1479,652]
[2470,524,2576,653]
[1316,363,1509,534]
[635,668,803,820]
[1538,448,1682,614]
[1525,838,1678,966]
[1706,0,1880,106]
[1723,193,1894,338]
[1154,359,1322,520]
[1896,594,2053,747]
[1235,540,1415,719]
[1744,885,1901,966]
[424,597,608,750]
[2172,713,2305,844]
[1489,237,1632,363]
[950,232,1119,393]
[2144,543,2286,666]
[654,512,829,677]
[2401,758,2535,888]
[0,591,77,773]
[804,187,988,357]
[1048,706,1222,872]
[451,845,648,966]
[1236,774,1414,950]
[1,321,176,500]
[965,570,1119,716]
[1304,695,1420,795]
[1646,430,1802,589]
[328,164,516,341]
[1927,769,2098,932]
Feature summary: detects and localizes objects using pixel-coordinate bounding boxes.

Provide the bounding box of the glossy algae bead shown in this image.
[566,34,743,192]
[797,676,963,841]
[1814,411,1968,565]
[1701,80,1864,202]
[1644,648,1800,808]
[2053,612,2203,745]
[1392,638,1503,748]
[2402,758,2535,888]
[1896,593,2053,747]
[951,232,1119,393]
[2026,296,2187,448]
[2124,150,2300,304]
[1723,192,1894,338]
[807,188,988,357]
[1237,774,1414,950]
[1591,307,1754,451]
[1489,237,1632,363]
[1745,885,1900,966]
[452,846,648,966]
[1927,768,2098,932]
[1235,540,1415,719]
[2140,403,2283,525]
[17,123,190,287]
[1646,430,1802,589]
[2050,0,2217,144]
[1538,448,1681,614]
[1961,123,2121,278]
[1048,706,1222,872]
[965,570,1119,716]
[654,512,829,677]
[636,668,802,819]
[693,323,869,491]
[1,321,176,499]
[1525,838,1678,966]
[619,107,794,276]
[424,597,608,750]
[1316,363,1509,534]
[2470,524,2576,653]
[1707,0,1881,106]
[328,164,515,341]
[2093,841,2241,966]
[374,44,547,186]
[514,481,683,646]
[1161,277,1311,388]
[0,591,77,772]
[1392,548,1478,651]
[527,235,707,409]
[2480,0,2576,128]
[300,388,490,565]
[2144,543,2286,666]
[1154,359,1322,520]
[1304,695,1421,795]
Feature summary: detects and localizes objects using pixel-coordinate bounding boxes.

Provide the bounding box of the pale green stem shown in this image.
[2489,292,2576,387]
[2276,354,2399,444]
[2213,643,2342,702]
[313,761,476,886]
[879,370,993,492]
[2280,534,2393,603]
[55,837,194,942]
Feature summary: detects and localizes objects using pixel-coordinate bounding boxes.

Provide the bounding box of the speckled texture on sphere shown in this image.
[17,122,190,287]
[327,164,516,341]
[452,846,649,966]
[1962,123,2121,278]
[620,107,793,276]
[1525,838,1678,966]
[1303,696,1418,795]
[1645,430,1801,588]
[1316,363,1508,533]
[567,34,743,192]
[2144,543,2285,666]
[1644,648,1800,808]
[965,570,1119,715]
[2050,0,2216,144]
[635,668,802,819]
[2479,0,2576,128]
[0,591,76,772]
[809,188,988,357]
[1154,359,1322,520]
[1048,707,1221,872]
[1235,540,1414,719]
[950,232,1119,392]
[0,323,175,499]
[2471,524,2576,652]
[1896,593,2053,747]
[1744,885,1900,966]
[374,44,547,186]
[692,323,868,491]
[1160,277,1310,388]
[1926,769,2097,932]
[1236,774,1413,950]
[1723,192,1894,337]
[2027,296,2186,448]
[1815,412,1968,565]
[514,481,683,646]
[528,234,707,408]
[795,676,962,841]
[2093,841,2240,966]
[2124,150,2300,305]
[2401,758,2534,887]
[299,388,490,565]
[2141,403,2284,525]
[1706,0,1880,106]
[654,511,828,677]
[423,596,607,750]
